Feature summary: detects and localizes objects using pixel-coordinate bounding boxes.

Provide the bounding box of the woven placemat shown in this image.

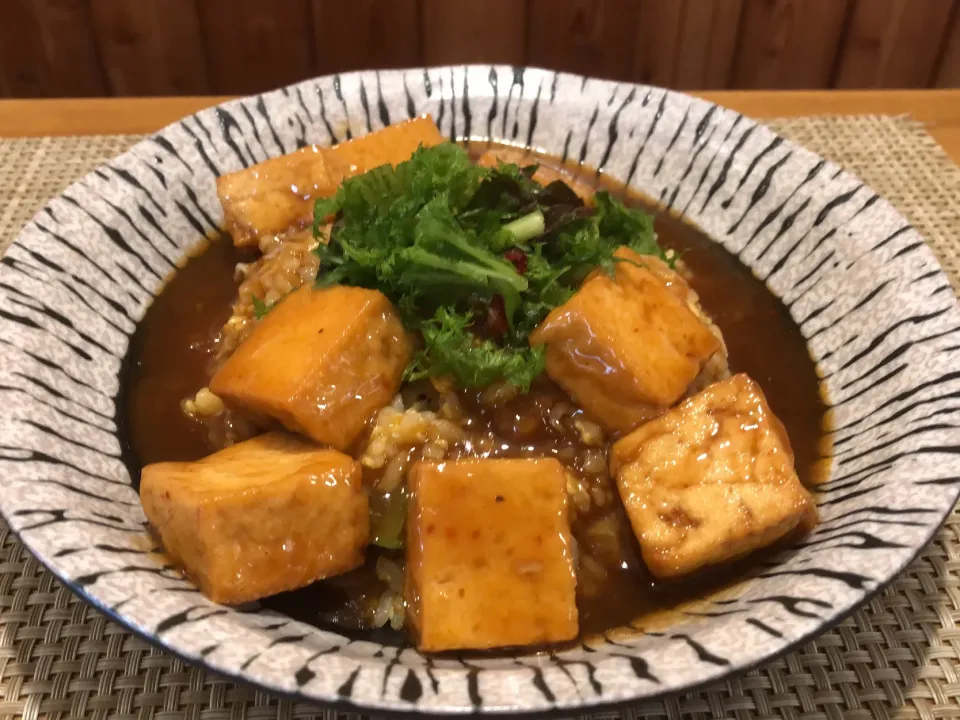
[1,116,959,720]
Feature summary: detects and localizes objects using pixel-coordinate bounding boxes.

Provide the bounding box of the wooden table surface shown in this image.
[1,89,959,162]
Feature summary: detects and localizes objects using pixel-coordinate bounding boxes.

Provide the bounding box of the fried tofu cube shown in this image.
[140,432,368,604]
[218,117,443,246]
[405,459,578,652]
[529,247,722,433]
[217,145,350,247]
[210,285,412,451]
[331,115,444,176]
[610,374,816,578]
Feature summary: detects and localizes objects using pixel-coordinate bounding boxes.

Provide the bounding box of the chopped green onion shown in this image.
[503,209,545,244]
[370,491,407,549]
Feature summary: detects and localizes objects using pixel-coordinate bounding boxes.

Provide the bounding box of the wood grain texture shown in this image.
[632,0,686,87]
[3,0,960,96]
[731,0,851,89]
[527,0,641,82]
[835,0,955,88]
[934,4,960,87]
[637,0,745,89]
[197,0,315,95]
[0,0,106,98]
[312,0,421,74]
[422,0,525,65]
[90,0,209,96]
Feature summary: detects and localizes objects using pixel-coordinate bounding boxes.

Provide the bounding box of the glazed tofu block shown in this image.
[217,145,350,247]
[210,285,412,451]
[331,115,444,177]
[218,117,444,247]
[140,432,368,604]
[610,374,816,578]
[405,458,578,652]
[529,247,722,433]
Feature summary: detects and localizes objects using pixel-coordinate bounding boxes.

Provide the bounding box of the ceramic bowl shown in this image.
[1,66,959,715]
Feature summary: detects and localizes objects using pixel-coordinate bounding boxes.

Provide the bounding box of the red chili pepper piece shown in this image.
[485,294,508,338]
[503,248,527,275]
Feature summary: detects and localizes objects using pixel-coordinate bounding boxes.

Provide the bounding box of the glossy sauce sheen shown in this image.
[125,239,254,467]
[122,147,828,645]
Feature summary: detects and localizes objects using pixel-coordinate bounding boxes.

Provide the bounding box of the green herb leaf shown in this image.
[405,306,546,391]
[594,191,662,259]
[252,296,272,320]
[313,142,664,390]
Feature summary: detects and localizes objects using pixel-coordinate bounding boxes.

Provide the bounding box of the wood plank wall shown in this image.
[1,0,959,98]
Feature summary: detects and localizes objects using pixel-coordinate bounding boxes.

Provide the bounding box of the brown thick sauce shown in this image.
[121,146,829,647]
